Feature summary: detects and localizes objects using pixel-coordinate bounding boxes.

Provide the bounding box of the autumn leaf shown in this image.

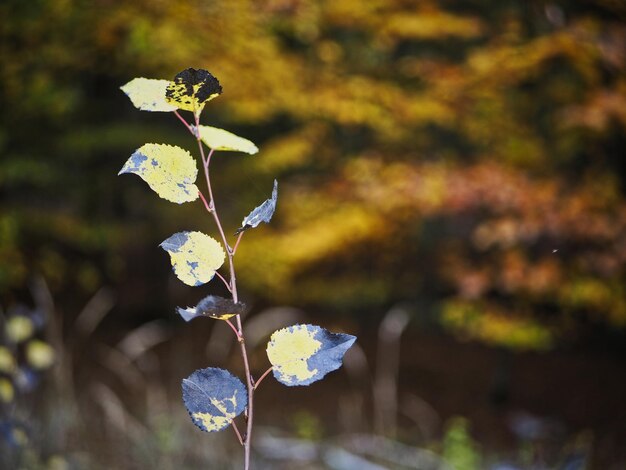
[160,231,225,286]
[120,78,177,112]
[235,180,278,234]
[182,368,247,433]
[266,324,356,386]
[196,125,258,154]
[166,68,222,114]
[118,143,199,204]
[177,295,246,322]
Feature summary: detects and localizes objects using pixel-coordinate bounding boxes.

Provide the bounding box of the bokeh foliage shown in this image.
[1,0,625,350]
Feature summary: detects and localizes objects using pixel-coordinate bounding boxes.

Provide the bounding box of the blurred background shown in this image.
[1,0,625,468]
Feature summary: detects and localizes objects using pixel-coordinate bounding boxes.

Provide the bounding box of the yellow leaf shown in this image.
[266,324,356,386]
[120,78,178,112]
[119,143,199,204]
[161,231,225,286]
[197,125,258,154]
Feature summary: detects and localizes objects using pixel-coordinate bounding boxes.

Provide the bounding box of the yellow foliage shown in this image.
[381,11,484,40]
[120,78,177,112]
[2,0,626,339]
[197,125,258,154]
[267,325,321,385]
[442,301,553,351]
[119,143,200,204]
[238,202,386,297]
[161,232,225,287]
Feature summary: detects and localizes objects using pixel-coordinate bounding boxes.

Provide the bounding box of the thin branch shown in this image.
[236,312,254,470]
[232,421,244,446]
[253,366,274,391]
[198,147,231,253]
[231,232,245,256]
[198,190,212,213]
[173,110,195,135]
[215,271,232,293]
[225,318,241,339]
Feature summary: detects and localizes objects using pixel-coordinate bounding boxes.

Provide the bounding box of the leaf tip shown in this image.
[176,306,197,322]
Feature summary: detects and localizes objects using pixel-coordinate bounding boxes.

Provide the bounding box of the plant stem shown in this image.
[232,422,244,446]
[235,313,254,469]
[232,232,245,255]
[253,366,274,390]
[197,190,212,213]
[225,319,241,339]
[200,148,231,256]
[214,271,232,293]
[190,112,256,470]
[174,110,194,134]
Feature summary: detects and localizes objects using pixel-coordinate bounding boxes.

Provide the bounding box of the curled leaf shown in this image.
[119,143,199,204]
[235,180,278,234]
[266,324,356,386]
[120,78,178,112]
[177,295,246,322]
[196,125,258,154]
[161,231,225,286]
[166,68,222,114]
[182,367,247,433]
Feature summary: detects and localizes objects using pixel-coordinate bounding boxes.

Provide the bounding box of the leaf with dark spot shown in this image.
[166,68,222,114]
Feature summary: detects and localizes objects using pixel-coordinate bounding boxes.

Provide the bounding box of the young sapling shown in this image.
[119,68,356,469]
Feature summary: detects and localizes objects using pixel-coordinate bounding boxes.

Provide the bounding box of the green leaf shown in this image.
[197,125,259,154]
[182,367,247,433]
[266,324,356,386]
[177,295,246,322]
[161,232,225,286]
[235,180,278,234]
[166,68,222,114]
[120,78,178,112]
[119,143,199,204]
